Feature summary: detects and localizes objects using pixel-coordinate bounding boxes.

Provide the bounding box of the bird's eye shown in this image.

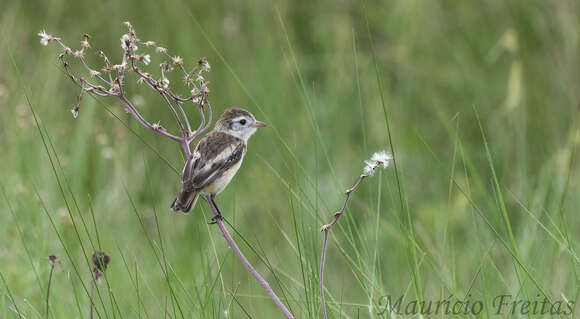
[239,119,247,125]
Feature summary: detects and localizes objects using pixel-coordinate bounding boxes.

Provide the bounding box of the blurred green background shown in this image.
[1,0,579,318]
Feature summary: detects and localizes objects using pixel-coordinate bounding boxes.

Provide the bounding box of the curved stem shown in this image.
[319,170,374,319]
[117,95,182,142]
[204,195,294,319]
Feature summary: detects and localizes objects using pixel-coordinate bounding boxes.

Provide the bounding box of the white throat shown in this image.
[225,127,257,141]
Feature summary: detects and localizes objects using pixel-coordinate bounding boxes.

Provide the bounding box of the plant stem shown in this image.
[204,195,294,319]
[319,171,373,319]
[89,277,95,319]
[320,230,329,319]
[45,264,55,319]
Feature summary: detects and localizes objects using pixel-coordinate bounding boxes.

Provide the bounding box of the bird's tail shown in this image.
[171,188,200,213]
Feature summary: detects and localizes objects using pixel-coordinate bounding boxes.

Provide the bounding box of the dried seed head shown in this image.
[172,56,183,66]
[89,70,100,77]
[144,41,156,47]
[110,83,121,94]
[190,87,200,97]
[48,255,59,266]
[152,121,163,130]
[38,30,53,46]
[92,251,110,279]
[73,50,84,58]
[80,39,90,49]
[160,62,173,72]
[184,74,194,87]
[198,58,211,72]
[120,34,138,51]
[155,46,167,54]
[143,54,151,65]
[161,78,170,89]
[363,150,392,176]
[111,63,126,72]
[71,106,79,118]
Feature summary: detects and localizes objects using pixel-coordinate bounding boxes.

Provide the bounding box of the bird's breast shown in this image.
[202,158,244,195]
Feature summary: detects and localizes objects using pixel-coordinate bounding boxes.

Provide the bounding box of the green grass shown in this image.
[1,0,579,318]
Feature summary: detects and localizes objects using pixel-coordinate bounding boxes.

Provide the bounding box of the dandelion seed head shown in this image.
[363,162,375,176]
[38,30,51,46]
[371,150,392,168]
[363,150,392,176]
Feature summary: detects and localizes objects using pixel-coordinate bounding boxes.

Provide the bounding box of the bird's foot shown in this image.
[207,213,223,225]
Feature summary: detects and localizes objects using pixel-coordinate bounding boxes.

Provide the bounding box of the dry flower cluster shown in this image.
[39,22,212,157]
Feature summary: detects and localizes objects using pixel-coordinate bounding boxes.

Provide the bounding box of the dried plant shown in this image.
[319,150,391,319]
[40,23,294,318]
[39,22,211,157]
[90,251,110,319]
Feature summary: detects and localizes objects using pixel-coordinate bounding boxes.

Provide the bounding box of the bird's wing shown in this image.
[181,131,245,189]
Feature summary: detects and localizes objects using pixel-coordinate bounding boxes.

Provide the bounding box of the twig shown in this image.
[319,151,391,319]
[205,195,295,319]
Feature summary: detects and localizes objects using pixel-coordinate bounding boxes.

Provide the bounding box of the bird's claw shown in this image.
[207,214,223,225]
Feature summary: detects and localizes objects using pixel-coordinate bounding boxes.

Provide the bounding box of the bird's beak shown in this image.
[252,121,267,128]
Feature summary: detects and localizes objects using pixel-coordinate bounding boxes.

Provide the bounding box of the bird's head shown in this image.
[215,107,266,140]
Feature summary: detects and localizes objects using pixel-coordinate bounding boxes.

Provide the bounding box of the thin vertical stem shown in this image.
[320,230,329,319]
[89,277,95,319]
[45,264,55,319]
[319,163,382,319]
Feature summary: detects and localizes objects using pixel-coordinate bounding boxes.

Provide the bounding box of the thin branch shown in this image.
[205,195,295,319]
[176,101,193,134]
[319,151,391,319]
[159,91,187,138]
[189,102,212,143]
[319,173,368,319]
[117,95,182,142]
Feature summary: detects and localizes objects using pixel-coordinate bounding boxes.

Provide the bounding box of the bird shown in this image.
[171,107,266,218]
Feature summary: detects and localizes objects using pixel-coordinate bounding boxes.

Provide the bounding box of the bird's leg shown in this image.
[207,194,223,224]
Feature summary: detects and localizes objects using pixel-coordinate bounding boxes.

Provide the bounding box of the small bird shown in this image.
[171,107,266,217]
